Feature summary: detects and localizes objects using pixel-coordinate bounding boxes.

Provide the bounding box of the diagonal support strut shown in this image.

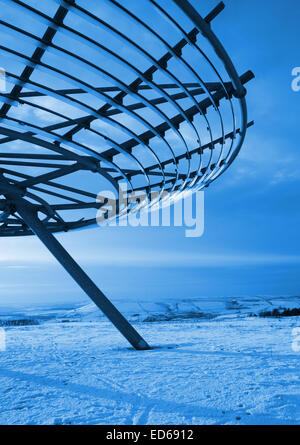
[0,181,150,350]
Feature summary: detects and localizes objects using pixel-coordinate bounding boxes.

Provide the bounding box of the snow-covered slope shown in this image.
[62,295,300,323]
[0,315,299,425]
[0,296,299,425]
[1,295,300,326]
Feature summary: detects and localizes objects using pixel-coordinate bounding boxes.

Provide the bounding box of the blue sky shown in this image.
[0,0,300,307]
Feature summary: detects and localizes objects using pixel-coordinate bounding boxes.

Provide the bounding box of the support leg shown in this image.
[14,197,150,350]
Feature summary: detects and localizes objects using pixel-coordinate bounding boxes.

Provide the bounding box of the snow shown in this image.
[0,297,299,425]
[62,295,300,322]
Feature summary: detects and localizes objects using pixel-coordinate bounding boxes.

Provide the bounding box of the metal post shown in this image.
[12,196,150,350]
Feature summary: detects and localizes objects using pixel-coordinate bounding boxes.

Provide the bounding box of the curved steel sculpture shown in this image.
[0,0,254,349]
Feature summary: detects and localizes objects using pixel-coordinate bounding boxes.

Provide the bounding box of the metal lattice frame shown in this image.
[0,0,254,349]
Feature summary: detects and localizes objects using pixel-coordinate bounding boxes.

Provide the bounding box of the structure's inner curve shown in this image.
[0,0,254,236]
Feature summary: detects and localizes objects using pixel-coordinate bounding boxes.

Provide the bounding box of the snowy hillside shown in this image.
[0,296,299,425]
[62,295,300,323]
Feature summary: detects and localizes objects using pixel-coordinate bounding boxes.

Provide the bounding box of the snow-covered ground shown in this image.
[0,296,299,425]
